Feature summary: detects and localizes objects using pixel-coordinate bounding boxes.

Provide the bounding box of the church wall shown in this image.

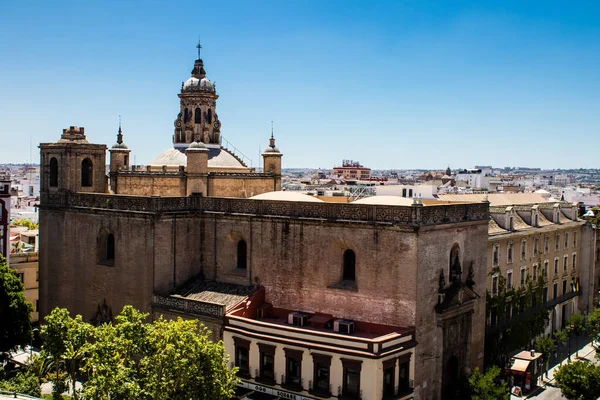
[207,176,276,198]
[208,215,419,327]
[413,221,488,400]
[115,174,186,196]
[39,208,156,322]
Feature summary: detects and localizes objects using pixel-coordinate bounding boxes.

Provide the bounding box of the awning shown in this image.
[510,359,531,372]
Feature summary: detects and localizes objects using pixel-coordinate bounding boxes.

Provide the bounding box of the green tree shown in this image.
[468,366,510,400]
[554,361,600,400]
[554,329,570,365]
[586,307,600,351]
[568,313,586,357]
[0,370,42,397]
[41,307,92,399]
[0,255,33,360]
[53,305,239,400]
[140,316,237,400]
[536,336,556,378]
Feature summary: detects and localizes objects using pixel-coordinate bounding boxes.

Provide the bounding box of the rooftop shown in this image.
[182,280,257,311]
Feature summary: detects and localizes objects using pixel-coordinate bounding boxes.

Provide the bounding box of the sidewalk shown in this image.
[512,341,597,399]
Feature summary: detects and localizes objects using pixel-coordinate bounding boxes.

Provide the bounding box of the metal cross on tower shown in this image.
[196,40,202,59]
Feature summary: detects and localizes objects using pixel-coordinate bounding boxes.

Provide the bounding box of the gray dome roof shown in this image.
[183,77,213,90]
[111,142,128,149]
[150,145,247,169]
[187,140,206,150]
[263,146,280,153]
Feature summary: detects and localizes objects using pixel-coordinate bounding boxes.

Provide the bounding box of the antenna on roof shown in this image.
[271,120,274,139]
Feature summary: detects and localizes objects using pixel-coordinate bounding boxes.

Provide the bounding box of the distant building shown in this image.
[332,160,371,181]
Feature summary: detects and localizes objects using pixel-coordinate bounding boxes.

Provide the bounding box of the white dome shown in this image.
[183,77,213,90]
[353,195,414,206]
[250,191,324,202]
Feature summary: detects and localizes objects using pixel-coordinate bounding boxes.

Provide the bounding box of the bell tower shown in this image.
[174,41,221,147]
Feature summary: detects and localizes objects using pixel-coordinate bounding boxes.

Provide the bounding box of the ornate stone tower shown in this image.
[174,42,221,147]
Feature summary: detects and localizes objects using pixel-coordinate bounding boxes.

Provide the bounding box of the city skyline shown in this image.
[1,1,599,169]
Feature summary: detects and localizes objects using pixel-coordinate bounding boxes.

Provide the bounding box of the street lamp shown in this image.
[30,328,39,355]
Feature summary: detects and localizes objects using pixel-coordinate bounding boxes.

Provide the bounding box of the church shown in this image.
[39,45,491,400]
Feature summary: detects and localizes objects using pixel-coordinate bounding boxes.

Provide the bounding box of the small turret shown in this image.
[109,119,131,193]
[262,123,283,190]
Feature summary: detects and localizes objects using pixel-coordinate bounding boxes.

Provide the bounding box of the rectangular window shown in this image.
[312,354,331,396]
[553,282,558,299]
[507,270,513,290]
[398,358,411,393]
[519,296,525,313]
[544,261,548,278]
[554,258,559,274]
[572,254,577,270]
[545,236,549,253]
[520,267,526,286]
[562,279,567,295]
[233,338,250,377]
[383,359,395,398]
[521,240,527,260]
[284,348,302,388]
[507,243,513,264]
[533,264,538,281]
[564,255,568,272]
[258,343,275,382]
[492,245,499,267]
[17,273,24,284]
[573,232,577,247]
[534,238,539,256]
[556,233,560,251]
[543,287,548,303]
[492,275,499,296]
[565,232,569,249]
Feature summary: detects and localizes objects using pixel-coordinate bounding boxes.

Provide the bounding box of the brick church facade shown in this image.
[39,47,491,400]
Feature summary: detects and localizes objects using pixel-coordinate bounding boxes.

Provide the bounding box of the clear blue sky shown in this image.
[1,1,599,169]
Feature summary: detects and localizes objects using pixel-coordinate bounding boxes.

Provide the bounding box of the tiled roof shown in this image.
[183,281,257,310]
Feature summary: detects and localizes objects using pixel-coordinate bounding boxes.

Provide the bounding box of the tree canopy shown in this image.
[0,255,33,360]
[42,305,238,400]
[468,366,510,400]
[555,361,600,400]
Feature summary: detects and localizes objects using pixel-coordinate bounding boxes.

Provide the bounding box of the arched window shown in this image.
[98,230,115,266]
[49,157,58,187]
[195,107,202,124]
[237,240,247,269]
[184,108,190,123]
[106,234,115,261]
[343,249,356,281]
[207,108,212,124]
[81,158,93,187]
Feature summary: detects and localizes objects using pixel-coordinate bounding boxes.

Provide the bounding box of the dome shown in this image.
[263,146,280,153]
[183,77,213,90]
[187,140,206,150]
[249,191,324,202]
[111,142,128,150]
[353,196,414,206]
[150,145,248,169]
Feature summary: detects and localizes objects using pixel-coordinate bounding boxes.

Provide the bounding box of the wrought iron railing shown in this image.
[151,294,224,319]
[220,136,252,168]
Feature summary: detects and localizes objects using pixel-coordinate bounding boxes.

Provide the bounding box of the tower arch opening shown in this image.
[81,158,93,187]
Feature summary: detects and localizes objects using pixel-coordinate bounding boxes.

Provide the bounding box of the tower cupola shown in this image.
[174,41,221,146]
